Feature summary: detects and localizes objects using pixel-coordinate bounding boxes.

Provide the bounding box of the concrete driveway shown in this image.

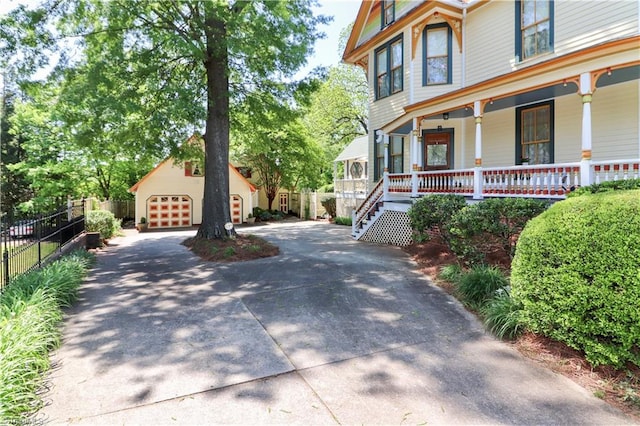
[40,220,633,425]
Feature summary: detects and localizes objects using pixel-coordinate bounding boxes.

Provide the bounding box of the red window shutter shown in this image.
[184,162,192,177]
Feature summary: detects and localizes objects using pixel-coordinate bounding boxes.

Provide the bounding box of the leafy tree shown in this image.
[1,0,328,238]
[233,97,324,210]
[1,88,33,219]
[302,25,368,183]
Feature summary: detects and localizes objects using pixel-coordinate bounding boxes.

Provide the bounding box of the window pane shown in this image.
[536,21,550,53]
[391,41,402,67]
[377,50,387,74]
[536,0,549,21]
[427,144,448,166]
[392,156,402,172]
[427,28,447,56]
[391,136,402,154]
[538,143,550,164]
[523,27,536,58]
[522,0,535,26]
[526,144,536,162]
[391,68,402,93]
[536,107,550,140]
[378,74,389,97]
[522,110,534,142]
[385,7,394,25]
[427,57,447,85]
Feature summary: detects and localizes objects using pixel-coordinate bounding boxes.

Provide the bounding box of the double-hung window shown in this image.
[516,0,553,61]
[389,136,404,173]
[375,35,403,100]
[423,23,452,85]
[516,101,554,164]
[373,135,404,180]
[381,1,395,28]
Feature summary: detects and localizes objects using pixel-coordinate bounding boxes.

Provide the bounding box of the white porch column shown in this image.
[383,134,390,201]
[411,117,419,197]
[473,100,484,200]
[579,72,594,186]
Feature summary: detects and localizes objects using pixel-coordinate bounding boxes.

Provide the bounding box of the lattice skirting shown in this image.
[359,210,414,246]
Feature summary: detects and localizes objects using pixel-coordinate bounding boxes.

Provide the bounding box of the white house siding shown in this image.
[479,108,516,168]
[412,20,464,101]
[592,80,640,161]
[554,1,639,56]
[465,1,515,87]
[554,94,583,163]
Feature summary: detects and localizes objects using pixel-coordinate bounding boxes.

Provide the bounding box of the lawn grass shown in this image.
[0,241,60,284]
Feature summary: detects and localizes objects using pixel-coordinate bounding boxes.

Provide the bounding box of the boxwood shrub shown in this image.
[448,198,548,265]
[511,190,640,368]
[568,177,640,198]
[85,210,121,240]
[407,194,467,244]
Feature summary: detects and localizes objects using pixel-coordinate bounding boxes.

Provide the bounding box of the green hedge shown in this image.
[511,190,640,368]
[448,198,548,265]
[407,194,467,244]
[85,210,121,240]
[568,177,640,197]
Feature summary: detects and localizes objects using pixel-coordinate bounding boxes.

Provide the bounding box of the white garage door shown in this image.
[147,195,192,229]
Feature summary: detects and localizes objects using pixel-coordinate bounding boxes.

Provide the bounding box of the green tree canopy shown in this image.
[1,0,328,237]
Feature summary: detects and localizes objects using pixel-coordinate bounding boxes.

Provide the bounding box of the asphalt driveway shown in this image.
[40,220,633,425]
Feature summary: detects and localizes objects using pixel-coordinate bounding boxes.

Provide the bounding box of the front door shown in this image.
[424,131,452,170]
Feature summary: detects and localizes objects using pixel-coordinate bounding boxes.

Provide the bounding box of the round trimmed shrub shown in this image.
[85,210,121,240]
[511,190,640,368]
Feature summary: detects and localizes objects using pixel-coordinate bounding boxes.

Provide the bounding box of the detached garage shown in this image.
[129,158,258,230]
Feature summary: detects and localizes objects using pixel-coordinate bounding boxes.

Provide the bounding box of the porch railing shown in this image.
[481,163,580,198]
[352,158,640,238]
[334,178,368,197]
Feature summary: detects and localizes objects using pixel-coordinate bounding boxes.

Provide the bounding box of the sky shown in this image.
[0,0,363,82]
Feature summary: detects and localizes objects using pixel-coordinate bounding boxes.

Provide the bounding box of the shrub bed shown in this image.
[407,194,466,245]
[448,198,548,265]
[0,251,93,422]
[511,190,640,368]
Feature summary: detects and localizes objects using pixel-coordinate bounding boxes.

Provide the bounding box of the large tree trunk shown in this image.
[196,10,234,239]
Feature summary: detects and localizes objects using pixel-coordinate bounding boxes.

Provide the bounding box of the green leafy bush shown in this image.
[568,177,640,197]
[407,194,467,244]
[334,216,352,226]
[321,197,337,218]
[0,251,93,421]
[481,288,524,340]
[456,264,508,310]
[448,198,548,265]
[85,210,121,240]
[511,190,640,368]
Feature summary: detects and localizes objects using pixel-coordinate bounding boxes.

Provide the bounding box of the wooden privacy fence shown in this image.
[83,198,135,219]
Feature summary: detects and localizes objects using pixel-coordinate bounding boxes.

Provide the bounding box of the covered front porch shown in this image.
[353,58,640,244]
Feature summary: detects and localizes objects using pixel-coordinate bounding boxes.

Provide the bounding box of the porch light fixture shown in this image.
[443,112,449,120]
[563,79,567,87]
[437,125,443,131]
[607,67,612,76]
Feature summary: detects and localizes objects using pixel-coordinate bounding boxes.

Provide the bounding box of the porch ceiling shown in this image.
[385,63,639,135]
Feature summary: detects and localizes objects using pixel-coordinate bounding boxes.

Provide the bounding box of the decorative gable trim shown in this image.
[412,11,462,59]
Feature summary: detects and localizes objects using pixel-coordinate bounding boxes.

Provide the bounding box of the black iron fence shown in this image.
[1,200,85,291]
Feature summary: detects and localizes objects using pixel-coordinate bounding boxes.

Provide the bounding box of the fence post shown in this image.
[3,250,8,289]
